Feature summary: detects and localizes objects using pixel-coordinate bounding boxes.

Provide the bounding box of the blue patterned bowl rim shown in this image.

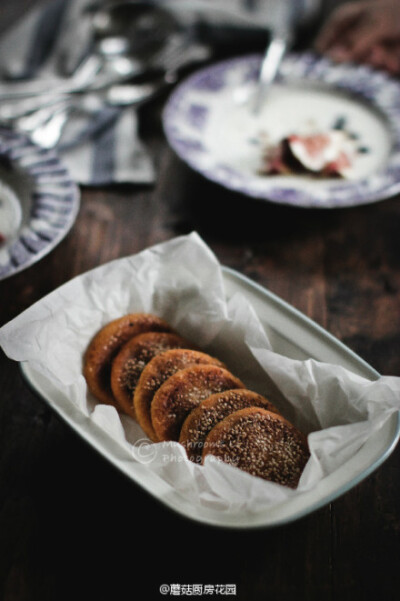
[163,52,400,209]
[0,127,80,280]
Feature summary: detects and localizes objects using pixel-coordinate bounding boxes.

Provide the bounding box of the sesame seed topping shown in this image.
[203,408,309,488]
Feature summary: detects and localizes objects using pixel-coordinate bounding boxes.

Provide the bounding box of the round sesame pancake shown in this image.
[202,407,309,488]
[110,331,194,419]
[83,313,173,407]
[134,348,225,441]
[179,389,280,464]
[151,364,245,442]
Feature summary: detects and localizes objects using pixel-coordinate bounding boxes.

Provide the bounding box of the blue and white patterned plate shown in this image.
[163,53,400,208]
[0,127,80,280]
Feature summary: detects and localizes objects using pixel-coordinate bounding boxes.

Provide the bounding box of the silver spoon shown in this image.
[252,33,288,115]
[24,79,164,149]
[0,33,144,103]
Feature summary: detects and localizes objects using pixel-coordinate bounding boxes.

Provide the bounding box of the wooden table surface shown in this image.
[1,3,399,601]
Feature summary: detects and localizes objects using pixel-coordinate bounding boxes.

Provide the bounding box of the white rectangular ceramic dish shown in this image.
[19,266,400,529]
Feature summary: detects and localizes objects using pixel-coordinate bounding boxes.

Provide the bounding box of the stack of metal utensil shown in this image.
[0,2,210,148]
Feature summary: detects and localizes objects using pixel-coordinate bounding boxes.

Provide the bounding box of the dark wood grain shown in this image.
[1,2,399,601]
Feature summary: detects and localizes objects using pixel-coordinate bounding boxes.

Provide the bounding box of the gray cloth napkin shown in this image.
[0,0,320,186]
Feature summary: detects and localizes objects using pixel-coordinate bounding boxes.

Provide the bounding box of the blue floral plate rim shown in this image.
[0,127,80,280]
[163,52,400,209]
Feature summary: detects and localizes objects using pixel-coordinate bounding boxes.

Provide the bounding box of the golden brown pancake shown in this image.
[134,348,225,441]
[83,313,173,407]
[151,364,245,442]
[110,331,194,418]
[179,389,280,464]
[202,407,309,488]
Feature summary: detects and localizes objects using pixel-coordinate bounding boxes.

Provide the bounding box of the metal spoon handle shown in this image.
[0,54,102,101]
[253,35,287,115]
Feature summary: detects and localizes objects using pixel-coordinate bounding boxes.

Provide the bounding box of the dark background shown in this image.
[0,1,399,600]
